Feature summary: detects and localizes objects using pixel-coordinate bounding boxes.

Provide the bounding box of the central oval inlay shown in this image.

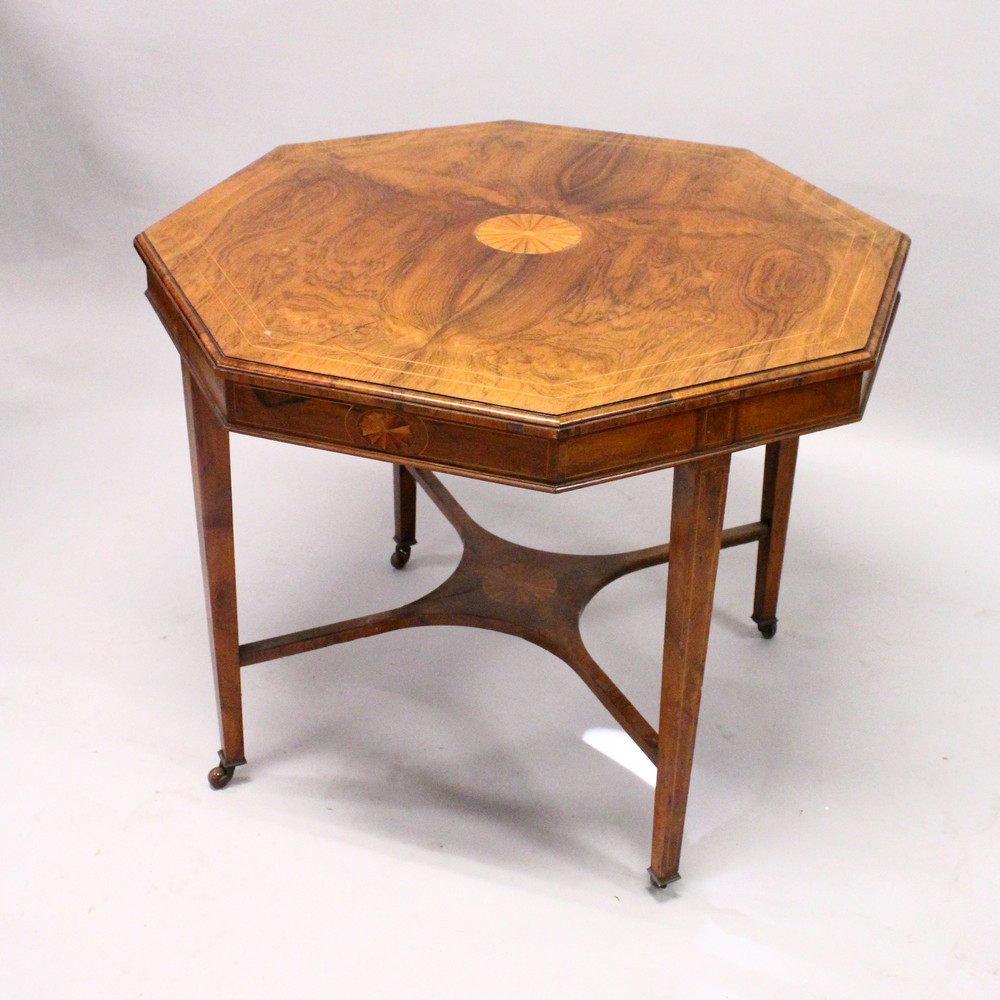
[474,213,582,254]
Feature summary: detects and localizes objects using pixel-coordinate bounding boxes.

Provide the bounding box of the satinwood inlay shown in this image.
[359,411,413,450]
[474,213,582,254]
[482,562,558,603]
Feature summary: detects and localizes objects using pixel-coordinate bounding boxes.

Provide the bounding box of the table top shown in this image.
[136,121,907,421]
[136,121,907,490]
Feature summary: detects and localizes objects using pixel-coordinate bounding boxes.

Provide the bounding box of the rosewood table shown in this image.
[135,121,908,886]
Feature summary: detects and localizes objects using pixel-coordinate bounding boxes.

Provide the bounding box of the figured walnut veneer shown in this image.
[136,121,907,459]
[136,121,906,492]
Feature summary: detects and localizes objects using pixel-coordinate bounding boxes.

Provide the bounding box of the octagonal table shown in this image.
[135,120,908,885]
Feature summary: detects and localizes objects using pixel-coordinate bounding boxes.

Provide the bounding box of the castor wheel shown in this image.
[207,750,242,789]
[647,867,680,889]
[756,619,778,639]
[208,764,235,789]
[390,543,411,569]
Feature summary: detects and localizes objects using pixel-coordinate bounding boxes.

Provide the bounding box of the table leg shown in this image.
[649,453,731,887]
[752,437,799,638]
[182,364,246,788]
[391,464,417,569]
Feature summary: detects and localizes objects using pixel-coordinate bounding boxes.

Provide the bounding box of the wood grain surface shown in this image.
[138,121,907,417]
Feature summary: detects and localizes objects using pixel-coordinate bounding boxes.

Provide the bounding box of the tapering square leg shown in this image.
[649,453,731,887]
[752,437,799,638]
[182,364,245,787]
[391,464,417,569]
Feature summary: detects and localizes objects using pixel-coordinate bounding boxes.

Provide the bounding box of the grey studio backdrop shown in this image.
[2,3,998,998]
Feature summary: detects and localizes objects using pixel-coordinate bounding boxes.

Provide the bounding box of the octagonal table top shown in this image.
[135,121,907,424]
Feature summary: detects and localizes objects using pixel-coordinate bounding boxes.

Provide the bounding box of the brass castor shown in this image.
[647,867,680,889]
[390,543,411,569]
[208,763,235,789]
[755,618,778,639]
